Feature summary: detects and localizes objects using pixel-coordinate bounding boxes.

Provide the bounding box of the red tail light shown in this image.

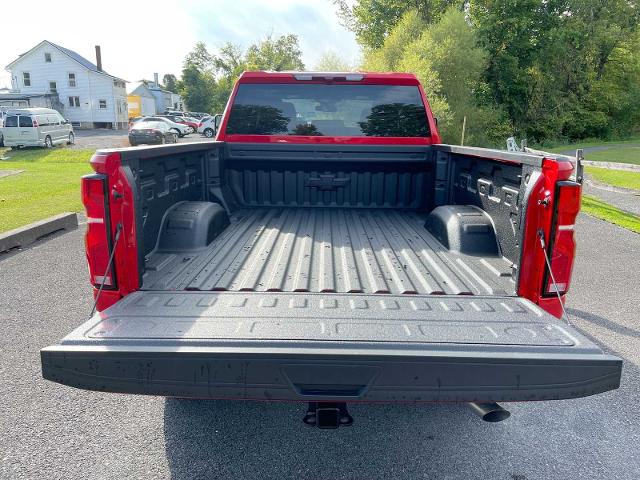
[198,122,203,128]
[81,174,116,289]
[543,181,581,296]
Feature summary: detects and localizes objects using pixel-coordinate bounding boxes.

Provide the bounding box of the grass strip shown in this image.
[585,167,640,191]
[0,147,93,233]
[581,195,640,234]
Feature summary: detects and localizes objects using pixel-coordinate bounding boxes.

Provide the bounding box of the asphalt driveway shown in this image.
[0,214,638,479]
[71,129,210,150]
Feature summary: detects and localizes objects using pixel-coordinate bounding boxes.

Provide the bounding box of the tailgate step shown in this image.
[41,291,622,402]
[83,291,572,346]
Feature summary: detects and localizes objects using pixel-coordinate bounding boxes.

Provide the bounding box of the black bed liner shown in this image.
[142,208,516,295]
[41,290,622,402]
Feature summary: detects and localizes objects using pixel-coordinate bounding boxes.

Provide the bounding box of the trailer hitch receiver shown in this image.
[303,402,353,429]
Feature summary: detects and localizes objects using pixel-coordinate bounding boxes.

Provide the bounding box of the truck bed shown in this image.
[142,208,516,296]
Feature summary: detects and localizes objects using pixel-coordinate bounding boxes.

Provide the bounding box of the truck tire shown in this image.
[204,128,214,138]
[67,132,75,145]
[44,136,53,148]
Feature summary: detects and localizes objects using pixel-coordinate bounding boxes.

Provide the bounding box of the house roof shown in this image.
[127,81,154,96]
[6,40,127,82]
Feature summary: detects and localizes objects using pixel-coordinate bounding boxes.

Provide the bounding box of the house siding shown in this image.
[6,42,128,128]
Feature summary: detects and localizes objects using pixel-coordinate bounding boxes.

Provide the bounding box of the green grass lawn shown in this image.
[0,147,93,233]
[585,166,640,191]
[581,146,640,165]
[581,195,640,234]
[545,136,640,154]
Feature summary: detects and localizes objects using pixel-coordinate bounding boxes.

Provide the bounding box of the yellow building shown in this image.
[126,82,157,118]
[127,94,142,118]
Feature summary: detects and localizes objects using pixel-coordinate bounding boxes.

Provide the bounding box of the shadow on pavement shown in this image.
[163,398,510,480]
[163,353,637,479]
[567,307,640,339]
[162,305,637,480]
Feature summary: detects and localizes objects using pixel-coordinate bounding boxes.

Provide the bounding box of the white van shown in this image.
[1,108,74,148]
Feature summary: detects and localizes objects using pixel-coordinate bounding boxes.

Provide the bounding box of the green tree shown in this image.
[471,0,640,142]
[180,64,215,113]
[179,35,305,114]
[363,10,451,134]
[335,0,462,49]
[162,74,178,93]
[402,7,511,145]
[214,43,246,78]
[184,41,215,72]
[345,0,640,144]
[314,50,354,71]
[244,34,305,71]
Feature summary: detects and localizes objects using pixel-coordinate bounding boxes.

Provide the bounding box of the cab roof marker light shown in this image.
[293,73,364,81]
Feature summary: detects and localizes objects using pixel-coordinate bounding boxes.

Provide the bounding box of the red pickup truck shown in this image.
[41,71,621,428]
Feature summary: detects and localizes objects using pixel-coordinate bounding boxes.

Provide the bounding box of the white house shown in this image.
[5,41,128,129]
[147,73,184,113]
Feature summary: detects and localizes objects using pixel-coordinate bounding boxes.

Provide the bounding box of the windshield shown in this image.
[226,83,430,137]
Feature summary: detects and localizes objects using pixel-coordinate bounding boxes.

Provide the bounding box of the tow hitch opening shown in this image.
[303,402,353,429]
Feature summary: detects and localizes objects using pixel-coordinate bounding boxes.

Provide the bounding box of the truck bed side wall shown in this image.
[435,149,539,265]
[119,145,211,257]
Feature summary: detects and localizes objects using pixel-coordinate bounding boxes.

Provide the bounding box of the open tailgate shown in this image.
[41,291,621,402]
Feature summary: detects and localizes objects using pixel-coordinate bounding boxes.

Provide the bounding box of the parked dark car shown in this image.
[128,121,177,146]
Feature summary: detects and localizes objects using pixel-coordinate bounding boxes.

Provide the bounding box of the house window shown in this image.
[49,81,57,94]
[68,96,80,108]
[23,72,31,87]
[44,52,52,62]
[99,99,107,109]
[68,73,76,87]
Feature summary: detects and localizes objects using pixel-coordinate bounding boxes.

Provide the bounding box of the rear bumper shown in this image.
[41,291,622,402]
[129,135,162,144]
[4,139,44,147]
[41,343,621,403]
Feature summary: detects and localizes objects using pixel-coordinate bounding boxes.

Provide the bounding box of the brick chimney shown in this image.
[95,45,102,72]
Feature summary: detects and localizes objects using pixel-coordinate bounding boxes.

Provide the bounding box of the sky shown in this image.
[0,0,361,89]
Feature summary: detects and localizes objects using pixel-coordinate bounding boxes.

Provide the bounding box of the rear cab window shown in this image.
[224,83,430,138]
